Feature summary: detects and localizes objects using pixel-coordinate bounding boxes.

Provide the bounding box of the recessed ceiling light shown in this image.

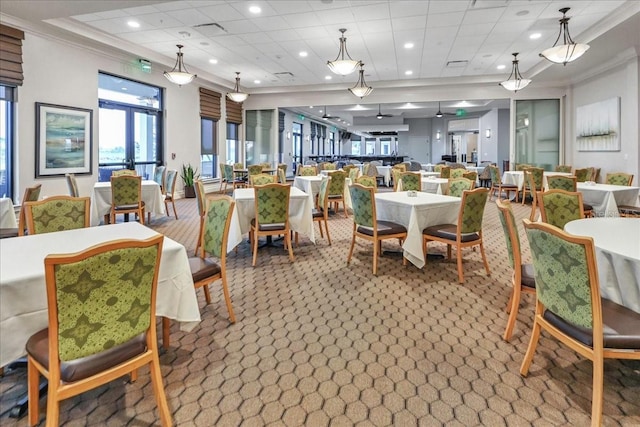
[254,80,261,84]
[299,51,308,57]
[516,10,529,16]
[127,21,140,28]
[209,59,218,64]
[529,33,542,40]
[249,5,261,14]
[404,42,414,49]
[309,106,314,109]
[405,70,413,76]
[325,75,332,80]
[497,64,506,70]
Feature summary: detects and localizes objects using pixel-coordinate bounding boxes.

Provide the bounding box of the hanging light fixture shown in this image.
[499,53,531,92]
[348,62,373,98]
[540,7,590,65]
[327,28,360,76]
[164,44,196,86]
[227,72,248,103]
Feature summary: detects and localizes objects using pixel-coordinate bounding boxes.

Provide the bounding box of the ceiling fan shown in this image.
[375,104,393,119]
[322,106,340,120]
[435,101,456,118]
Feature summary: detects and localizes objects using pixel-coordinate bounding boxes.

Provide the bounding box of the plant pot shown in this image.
[184,185,196,198]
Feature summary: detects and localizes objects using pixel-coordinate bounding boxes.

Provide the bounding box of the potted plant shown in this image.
[181,163,199,198]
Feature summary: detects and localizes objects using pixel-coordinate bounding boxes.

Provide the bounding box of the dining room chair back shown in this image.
[251,173,277,186]
[462,171,478,183]
[163,169,178,220]
[392,168,403,191]
[323,162,337,171]
[24,196,90,235]
[574,168,591,182]
[399,172,421,192]
[520,219,640,427]
[112,169,137,176]
[605,172,633,186]
[515,163,532,171]
[342,164,357,174]
[278,167,288,184]
[313,176,332,245]
[555,165,572,173]
[422,187,491,283]
[65,173,79,197]
[478,164,493,188]
[547,175,577,191]
[434,164,444,173]
[495,199,536,341]
[277,163,287,174]
[590,167,601,183]
[193,179,206,255]
[260,162,271,170]
[450,168,466,179]
[348,165,360,182]
[521,167,544,205]
[26,235,171,427]
[233,162,244,170]
[439,166,451,179]
[299,166,317,176]
[347,183,407,275]
[247,164,264,183]
[251,184,294,266]
[538,189,585,229]
[488,165,518,201]
[153,165,166,191]
[17,183,43,236]
[110,175,145,225]
[447,177,474,197]
[355,175,377,188]
[327,170,348,217]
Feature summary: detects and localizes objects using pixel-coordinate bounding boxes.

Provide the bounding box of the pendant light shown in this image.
[540,8,590,65]
[164,45,197,86]
[348,62,373,98]
[327,28,360,76]
[227,72,248,103]
[499,53,531,92]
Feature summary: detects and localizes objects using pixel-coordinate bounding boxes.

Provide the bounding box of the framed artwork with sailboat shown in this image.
[35,102,93,177]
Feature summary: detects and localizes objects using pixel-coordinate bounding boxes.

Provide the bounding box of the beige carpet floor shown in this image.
[1,189,639,426]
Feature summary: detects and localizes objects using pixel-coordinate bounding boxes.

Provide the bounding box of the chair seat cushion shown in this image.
[114,201,145,211]
[498,183,518,189]
[189,257,221,282]
[357,221,407,236]
[328,194,343,200]
[543,298,640,349]
[250,218,286,231]
[0,228,19,239]
[26,329,147,383]
[312,208,325,218]
[422,224,480,242]
[520,263,536,289]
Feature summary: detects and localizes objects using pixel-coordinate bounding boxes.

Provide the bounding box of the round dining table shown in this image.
[564,218,640,313]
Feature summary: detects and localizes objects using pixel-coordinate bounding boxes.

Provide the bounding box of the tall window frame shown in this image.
[226,122,240,164]
[201,117,217,179]
[0,86,15,200]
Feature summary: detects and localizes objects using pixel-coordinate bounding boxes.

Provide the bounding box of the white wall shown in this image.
[478,109,498,165]
[402,118,431,163]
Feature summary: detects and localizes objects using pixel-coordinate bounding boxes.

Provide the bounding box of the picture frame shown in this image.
[35,102,93,178]
[576,97,620,151]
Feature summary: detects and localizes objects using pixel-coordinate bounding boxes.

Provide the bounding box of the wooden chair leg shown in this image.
[221,272,236,323]
[286,232,295,262]
[347,230,357,265]
[503,284,520,342]
[479,242,490,276]
[130,369,138,382]
[202,284,212,304]
[45,380,59,427]
[27,357,39,426]
[149,355,172,427]
[325,220,331,245]
[372,238,379,275]
[172,200,178,220]
[252,229,259,266]
[591,356,604,427]
[162,317,170,349]
[456,245,464,283]
[520,316,542,376]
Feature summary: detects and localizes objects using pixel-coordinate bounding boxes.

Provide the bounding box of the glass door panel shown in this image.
[515,99,559,171]
[133,110,158,179]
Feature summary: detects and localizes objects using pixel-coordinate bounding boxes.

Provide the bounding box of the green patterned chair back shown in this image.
[349,184,375,228]
[248,164,263,176]
[392,169,402,191]
[488,165,501,184]
[260,162,271,170]
[201,195,234,259]
[324,163,337,171]
[356,175,377,188]
[277,163,287,173]
[65,173,79,197]
[45,236,163,362]
[343,164,356,173]
[348,166,360,181]
[450,168,465,178]
[251,173,276,186]
[318,176,330,211]
[555,165,572,173]
[400,172,421,191]
[448,178,474,198]
[278,168,287,184]
[165,169,177,197]
[299,166,317,176]
[462,171,477,182]
[434,164,443,173]
[574,168,590,182]
[547,175,576,192]
[327,171,347,196]
[194,180,206,217]
[223,164,234,181]
[112,169,136,177]
[233,162,244,170]
[440,166,451,179]
[111,175,142,207]
[153,166,166,189]
[392,164,407,172]
[523,220,596,329]
[515,164,531,172]
[524,167,544,191]
[539,189,584,229]
[459,188,489,234]
[254,184,290,226]
[605,173,633,186]
[25,196,90,235]
[495,199,521,270]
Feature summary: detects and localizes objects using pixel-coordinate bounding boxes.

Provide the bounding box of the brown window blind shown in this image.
[226,99,243,124]
[0,24,25,86]
[199,87,221,120]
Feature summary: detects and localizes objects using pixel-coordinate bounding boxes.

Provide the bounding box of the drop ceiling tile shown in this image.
[457,23,496,37]
[281,12,322,29]
[268,0,314,15]
[356,19,393,34]
[211,34,248,47]
[426,11,465,28]
[136,12,183,29]
[121,5,161,16]
[239,32,274,44]
[314,7,356,25]
[296,26,332,40]
[254,16,292,31]
[268,29,303,42]
[198,3,245,21]
[229,2,280,18]
[219,19,262,34]
[501,3,549,21]
[349,3,390,21]
[154,1,197,12]
[388,0,430,18]
[120,29,179,44]
[391,15,429,31]
[429,0,468,14]
[170,9,219,26]
[72,13,102,22]
[87,18,136,34]
[461,7,505,25]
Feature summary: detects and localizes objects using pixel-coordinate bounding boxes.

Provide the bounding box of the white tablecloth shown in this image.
[0,222,200,367]
[421,164,434,172]
[421,178,450,195]
[421,171,441,178]
[375,192,461,268]
[564,218,640,314]
[577,183,640,218]
[0,197,17,228]
[294,175,353,211]
[376,166,392,187]
[232,187,315,244]
[90,180,166,226]
[502,171,573,191]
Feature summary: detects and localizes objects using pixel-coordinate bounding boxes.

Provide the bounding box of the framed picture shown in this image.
[576,97,620,151]
[35,102,93,178]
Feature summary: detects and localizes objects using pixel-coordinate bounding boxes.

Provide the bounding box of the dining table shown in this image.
[90,180,165,226]
[421,177,450,195]
[502,171,573,191]
[0,222,201,368]
[0,197,17,229]
[374,191,461,268]
[375,165,392,187]
[564,218,640,314]
[576,182,640,217]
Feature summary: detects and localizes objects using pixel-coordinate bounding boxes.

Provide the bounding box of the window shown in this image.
[351,138,361,155]
[201,118,217,179]
[0,86,15,199]
[365,138,376,155]
[226,122,240,163]
[380,138,391,155]
[329,131,335,155]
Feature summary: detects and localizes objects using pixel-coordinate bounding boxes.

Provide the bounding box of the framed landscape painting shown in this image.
[36,102,93,177]
[576,97,620,151]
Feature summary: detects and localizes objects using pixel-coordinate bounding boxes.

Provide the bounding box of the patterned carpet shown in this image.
[1,188,639,426]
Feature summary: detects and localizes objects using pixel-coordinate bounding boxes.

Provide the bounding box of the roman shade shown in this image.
[0,24,25,86]
[226,99,243,124]
[199,87,221,120]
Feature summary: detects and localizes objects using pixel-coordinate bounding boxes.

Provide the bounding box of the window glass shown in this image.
[365,138,376,155]
[351,139,361,155]
[226,122,239,163]
[380,139,391,155]
[0,86,15,199]
[201,118,217,178]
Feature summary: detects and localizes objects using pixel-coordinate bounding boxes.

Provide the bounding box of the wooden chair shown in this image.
[250,173,277,186]
[163,169,178,220]
[355,175,377,188]
[65,173,79,197]
[605,172,633,186]
[523,172,539,221]
[313,176,332,245]
[520,220,640,427]
[110,175,145,225]
[575,168,591,182]
[193,179,206,255]
[439,166,451,179]
[17,184,43,236]
[348,166,361,182]
[462,171,478,183]
[515,163,532,171]
[488,165,518,201]
[495,199,536,341]
[450,168,466,178]
[590,167,601,183]
[247,164,264,185]
[538,189,585,229]
[347,183,407,275]
[392,168,403,192]
[327,170,348,217]
[521,167,544,205]
[446,177,474,197]
[278,167,288,185]
[24,196,90,235]
[251,184,294,266]
[399,172,421,192]
[547,175,577,191]
[27,236,171,426]
[153,165,166,192]
[422,188,491,283]
[555,165,572,173]
[299,166,317,176]
[112,169,136,176]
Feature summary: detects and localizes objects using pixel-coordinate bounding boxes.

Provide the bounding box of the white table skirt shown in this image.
[564,218,640,314]
[502,171,573,191]
[421,171,441,178]
[421,178,450,195]
[233,187,315,244]
[294,175,353,211]
[421,164,434,172]
[376,166,392,187]
[577,183,640,218]
[0,222,200,367]
[375,192,461,268]
[0,197,17,228]
[90,180,166,226]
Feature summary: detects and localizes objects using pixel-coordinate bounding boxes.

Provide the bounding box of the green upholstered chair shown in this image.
[194,179,207,255]
[434,164,444,173]
[247,164,264,185]
[450,168,466,178]
[110,175,145,225]
[348,166,360,182]
[24,196,90,235]
[299,166,317,176]
[462,171,478,183]
[574,168,591,182]
[355,175,377,188]
[16,184,42,236]
[520,220,640,427]
[250,173,277,186]
[277,163,287,174]
[399,172,421,192]
[495,199,536,342]
[65,173,79,197]
[153,165,166,192]
[605,172,633,186]
[277,167,288,185]
[347,183,407,275]
[392,163,407,172]
[26,235,171,427]
[342,164,357,175]
[439,166,451,179]
[446,177,474,198]
[392,168,403,192]
[251,184,294,266]
[233,162,244,170]
[260,162,271,170]
[222,163,244,191]
[422,187,491,283]
[555,165,572,173]
[521,167,544,205]
[488,165,518,202]
[327,171,348,217]
[515,163,532,171]
[313,176,332,245]
[163,169,178,220]
[538,189,585,229]
[323,162,337,170]
[112,169,137,176]
[547,175,577,191]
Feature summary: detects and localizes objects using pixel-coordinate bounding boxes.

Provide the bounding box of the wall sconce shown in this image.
[436,131,441,140]
[524,118,530,126]
[485,129,491,139]
[286,131,291,140]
